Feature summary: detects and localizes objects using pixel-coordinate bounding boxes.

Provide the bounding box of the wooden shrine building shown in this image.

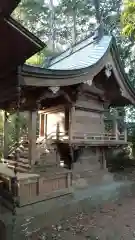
[0,0,135,209]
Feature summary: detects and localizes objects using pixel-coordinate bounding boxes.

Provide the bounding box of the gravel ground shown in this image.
[21,171,135,240]
[31,195,135,240]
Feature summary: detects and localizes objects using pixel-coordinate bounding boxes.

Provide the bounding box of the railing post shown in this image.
[45,114,47,140]
[56,122,60,140]
[124,127,127,142]
[39,113,45,137]
[69,106,75,141]
[113,120,118,140]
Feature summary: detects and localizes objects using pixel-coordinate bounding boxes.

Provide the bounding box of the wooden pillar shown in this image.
[69,106,75,141]
[45,114,47,139]
[56,122,60,140]
[113,120,118,140]
[4,111,9,159]
[28,111,37,166]
[65,107,69,135]
[40,113,45,137]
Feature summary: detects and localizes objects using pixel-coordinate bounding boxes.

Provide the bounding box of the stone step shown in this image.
[8,165,28,173]
[7,159,30,169]
[9,147,28,156]
[19,153,28,159]
[4,157,31,173]
[17,157,29,164]
[9,143,52,155]
[8,152,28,159]
[4,158,29,164]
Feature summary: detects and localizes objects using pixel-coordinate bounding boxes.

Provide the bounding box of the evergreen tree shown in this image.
[11,0,135,142]
[13,0,135,94]
[121,0,135,39]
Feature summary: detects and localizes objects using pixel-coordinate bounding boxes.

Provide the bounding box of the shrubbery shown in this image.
[107,146,135,172]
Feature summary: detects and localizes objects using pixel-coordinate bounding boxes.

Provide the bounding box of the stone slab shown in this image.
[0,163,39,180]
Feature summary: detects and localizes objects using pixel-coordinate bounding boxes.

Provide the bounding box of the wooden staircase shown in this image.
[5,140,31,173]
[5,131,68,173]
[5,136,57,173]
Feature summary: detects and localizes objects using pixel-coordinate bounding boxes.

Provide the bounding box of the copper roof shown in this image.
[21,34,135,107]
[49,35,111,70]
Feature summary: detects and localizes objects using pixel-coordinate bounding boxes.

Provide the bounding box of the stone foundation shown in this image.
[73,147,101,177]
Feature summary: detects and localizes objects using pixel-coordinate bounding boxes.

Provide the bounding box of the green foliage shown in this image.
[107,147,135,172]
[121,0,135,38]
[26,52,44,65]
[0,111,4,134]
[128,124,135,155]
[11,0,135,124]
[13,0,47,36]
[13,0,96,48]
[7,113,28,147]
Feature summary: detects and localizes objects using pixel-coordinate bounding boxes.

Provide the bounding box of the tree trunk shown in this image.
[93,0,101,24]
[50,0,55,52]
[72,7,77,45]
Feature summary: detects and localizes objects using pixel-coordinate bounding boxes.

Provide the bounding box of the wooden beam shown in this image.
[20,74,90,87]
[0,90,17,103]
[40,114,45,137]
[0,0,21,17]
[40,105,64,114]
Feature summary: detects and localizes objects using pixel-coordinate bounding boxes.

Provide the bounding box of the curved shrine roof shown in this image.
[0,0,134,109]
[49,35,112,70]
[21,34,135,106]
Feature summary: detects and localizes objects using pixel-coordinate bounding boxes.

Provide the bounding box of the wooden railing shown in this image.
[8,140,23,155]
[36,132,68,154]
[8,133,29,156]
[37,132,126,145]
[8,131,127,157]
[71,133,126,142]
[47,131,67,140]
[103,109,124,119]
